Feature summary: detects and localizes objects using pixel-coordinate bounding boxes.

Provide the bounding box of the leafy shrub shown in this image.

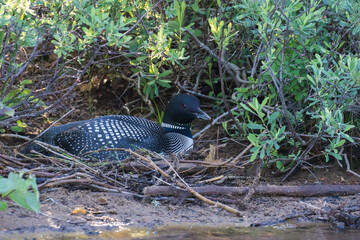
[0,0,359,176]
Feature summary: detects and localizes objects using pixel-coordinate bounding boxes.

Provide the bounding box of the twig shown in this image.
[193,106,239,139]
[230,142,254,165]
[125,149,242,216]
[176,82,220,101]
[241,158,263,204]
[344,153,360,179]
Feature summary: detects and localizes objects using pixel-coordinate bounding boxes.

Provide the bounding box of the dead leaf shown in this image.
[71,207,87,215]
[205,144,217,162]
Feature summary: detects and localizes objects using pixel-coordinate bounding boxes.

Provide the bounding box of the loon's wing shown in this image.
[53,115,166,160]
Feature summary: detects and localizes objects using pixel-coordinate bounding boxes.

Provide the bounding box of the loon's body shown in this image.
[26,94,210,160]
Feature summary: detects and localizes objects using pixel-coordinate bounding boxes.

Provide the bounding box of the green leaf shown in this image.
[315,54,322,64]
[11,126,23,132]
[0,178,15,193]
[0,201,7,211]
[260,146,265,159]
[250,147,260,162]
[147,80,155,86]
[349,57,357,72]
[334,139,345,149]
[25,192,40,213]
[240,103,256,115]
[168,21,180,31]
[154,84,159,96]
[123,6,135,12]
[247,123,264,130]
[268,112,279,125]
[0,30,4,45]
[157,80,171,88]
[276,161,283,170]
[259,97,268,111]
[91,7,96,22]
[247,133,259,145]
[135,56,148,62]
[191,2,199,12]
[158,70,173,78]
[342,133,354,143]
[329,152,342,160]
[20,79,32,86]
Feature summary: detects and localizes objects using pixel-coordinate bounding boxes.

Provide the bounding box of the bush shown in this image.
[0,0,359,176]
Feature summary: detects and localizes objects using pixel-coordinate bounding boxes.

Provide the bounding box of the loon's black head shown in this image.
[163,94,210,125]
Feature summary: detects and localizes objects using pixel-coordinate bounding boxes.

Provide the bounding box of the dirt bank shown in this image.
[1,184,359,237]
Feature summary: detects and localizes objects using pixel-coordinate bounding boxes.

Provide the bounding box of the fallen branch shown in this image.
[144,184,360,197]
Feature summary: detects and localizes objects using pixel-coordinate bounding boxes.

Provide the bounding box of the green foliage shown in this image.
[226,0,360,169]
[208,18,237,49]
[0,172,40,213]
[1,0,360,173]
[153,100,164,125]
[240,98,285,163]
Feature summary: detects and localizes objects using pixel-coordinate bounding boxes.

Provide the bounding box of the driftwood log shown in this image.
[144,184,360,197]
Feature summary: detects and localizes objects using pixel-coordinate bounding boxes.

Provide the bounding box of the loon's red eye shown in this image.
[181,103,187,108]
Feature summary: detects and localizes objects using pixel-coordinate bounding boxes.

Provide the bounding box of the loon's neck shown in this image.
[161,122,192,138]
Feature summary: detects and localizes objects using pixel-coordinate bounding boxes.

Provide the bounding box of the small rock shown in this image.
[98,197,108,205]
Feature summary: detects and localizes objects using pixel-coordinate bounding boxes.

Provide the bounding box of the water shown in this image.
[1,224,359,240]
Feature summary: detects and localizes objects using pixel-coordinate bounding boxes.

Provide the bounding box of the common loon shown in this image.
[25,94,210,160]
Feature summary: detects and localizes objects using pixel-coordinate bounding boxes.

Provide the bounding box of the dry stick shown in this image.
[344,153,360,179]
[39,178,91,188]
[0,154,27,167]
[144,184,360,197]
[241,158,264,204]
[125,149,242,216]
[230,142,254,165]
[40,178,123,192]
[176,82,220,101]
[38,172,124,192]
[178,159,244,169]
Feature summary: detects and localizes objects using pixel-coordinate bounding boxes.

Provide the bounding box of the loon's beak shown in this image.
[195,109,211,120]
